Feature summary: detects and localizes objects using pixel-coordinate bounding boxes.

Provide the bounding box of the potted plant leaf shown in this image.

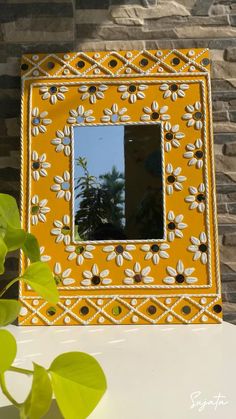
[0,193,107,418]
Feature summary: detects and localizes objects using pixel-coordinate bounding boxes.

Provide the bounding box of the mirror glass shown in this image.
[73,124,163,241]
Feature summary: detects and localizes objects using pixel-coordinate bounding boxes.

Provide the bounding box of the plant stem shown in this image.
[0,373,22,408]
[9,366,33,376]
[0,277,19,298]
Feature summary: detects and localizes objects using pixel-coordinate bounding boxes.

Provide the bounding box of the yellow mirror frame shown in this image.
[19,48,222,326]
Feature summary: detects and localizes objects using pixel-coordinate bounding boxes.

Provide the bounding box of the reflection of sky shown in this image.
[73,126,125,210]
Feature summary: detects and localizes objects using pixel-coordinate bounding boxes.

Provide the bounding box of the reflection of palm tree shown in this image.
[75,159,125,240]
[75,158,108,240]
[99,166,125,228]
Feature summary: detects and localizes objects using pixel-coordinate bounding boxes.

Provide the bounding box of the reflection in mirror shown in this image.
[73,124,163,241]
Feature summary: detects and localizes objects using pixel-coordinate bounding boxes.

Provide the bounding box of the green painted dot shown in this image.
[112,306,122,316]
[47,307,56,316]
[31,205,39,215]
[76,246,84,255]
[54,275,61,285]
[62,226,70,235]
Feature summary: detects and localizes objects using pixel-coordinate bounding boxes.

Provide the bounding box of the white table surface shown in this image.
[0,322,235,419]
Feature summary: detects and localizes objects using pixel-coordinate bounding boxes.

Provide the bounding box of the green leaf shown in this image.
[0,237,7,275]
[21,262,59,304]
[3,226,26,252]
[0,330,17,373]
[0,299,21,326]
[49,352,107,419]
[0,194,20,229]
[22,233,40,262]
[20,363,52,419]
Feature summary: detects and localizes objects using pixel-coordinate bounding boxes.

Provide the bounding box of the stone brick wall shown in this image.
[0,0,236,322]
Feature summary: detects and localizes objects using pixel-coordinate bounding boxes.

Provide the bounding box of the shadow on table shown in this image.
[0,400,63,418]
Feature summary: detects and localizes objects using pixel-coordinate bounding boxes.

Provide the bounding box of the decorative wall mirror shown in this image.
[20,48,222,326]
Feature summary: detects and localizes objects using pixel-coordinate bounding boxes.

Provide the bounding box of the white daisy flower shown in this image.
[188,232,208,265]
[163,260,197,285]
[167,211,187,242]
[183,139,204,169]
[31,151,51,181]
[141,101,170,122]
[185,183,205,213]
[31,107,52,136]
[53,262,75,286]
[65,244,95,265]
[164,122,185,152]
[51,126,71,156]
[182,101,203,130]
[31,195,50,225]
[51,171,71,201]
[51,215,71,245]
[40,246,51,262]
[103,244,136,266]
[166,164,187,195]
[81,264,111,286]
[160,82,189,101]
[101,103,130,123]
[141,243,169,265]
[123,262,153,285]
[39,85,68,105]
[67,105,95,124]
[118,84,148,103]
[78,84,108,104]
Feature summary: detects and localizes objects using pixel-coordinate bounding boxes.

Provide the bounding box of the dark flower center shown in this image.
[32,162,40,170]
[88,85,97,93]
[134,274,142,283]
[195,150,203,159]
[176,274,185,283]
[167,175,175,184]
[170,84,178,92]
[168,222,176,230]
[49,86,57,94]
[196,193,205,202]
[165,132,173,141]
[128,85,136,93]
[193,111,202,120]
[115,245,124,254]
[92,276,100,285]
[151,244,159,253]
[199,244,207,252]
[32,117,40,125]
[151,112,159,120]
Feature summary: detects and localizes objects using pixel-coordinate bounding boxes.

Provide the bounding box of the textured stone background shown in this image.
[0,0,235,323]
